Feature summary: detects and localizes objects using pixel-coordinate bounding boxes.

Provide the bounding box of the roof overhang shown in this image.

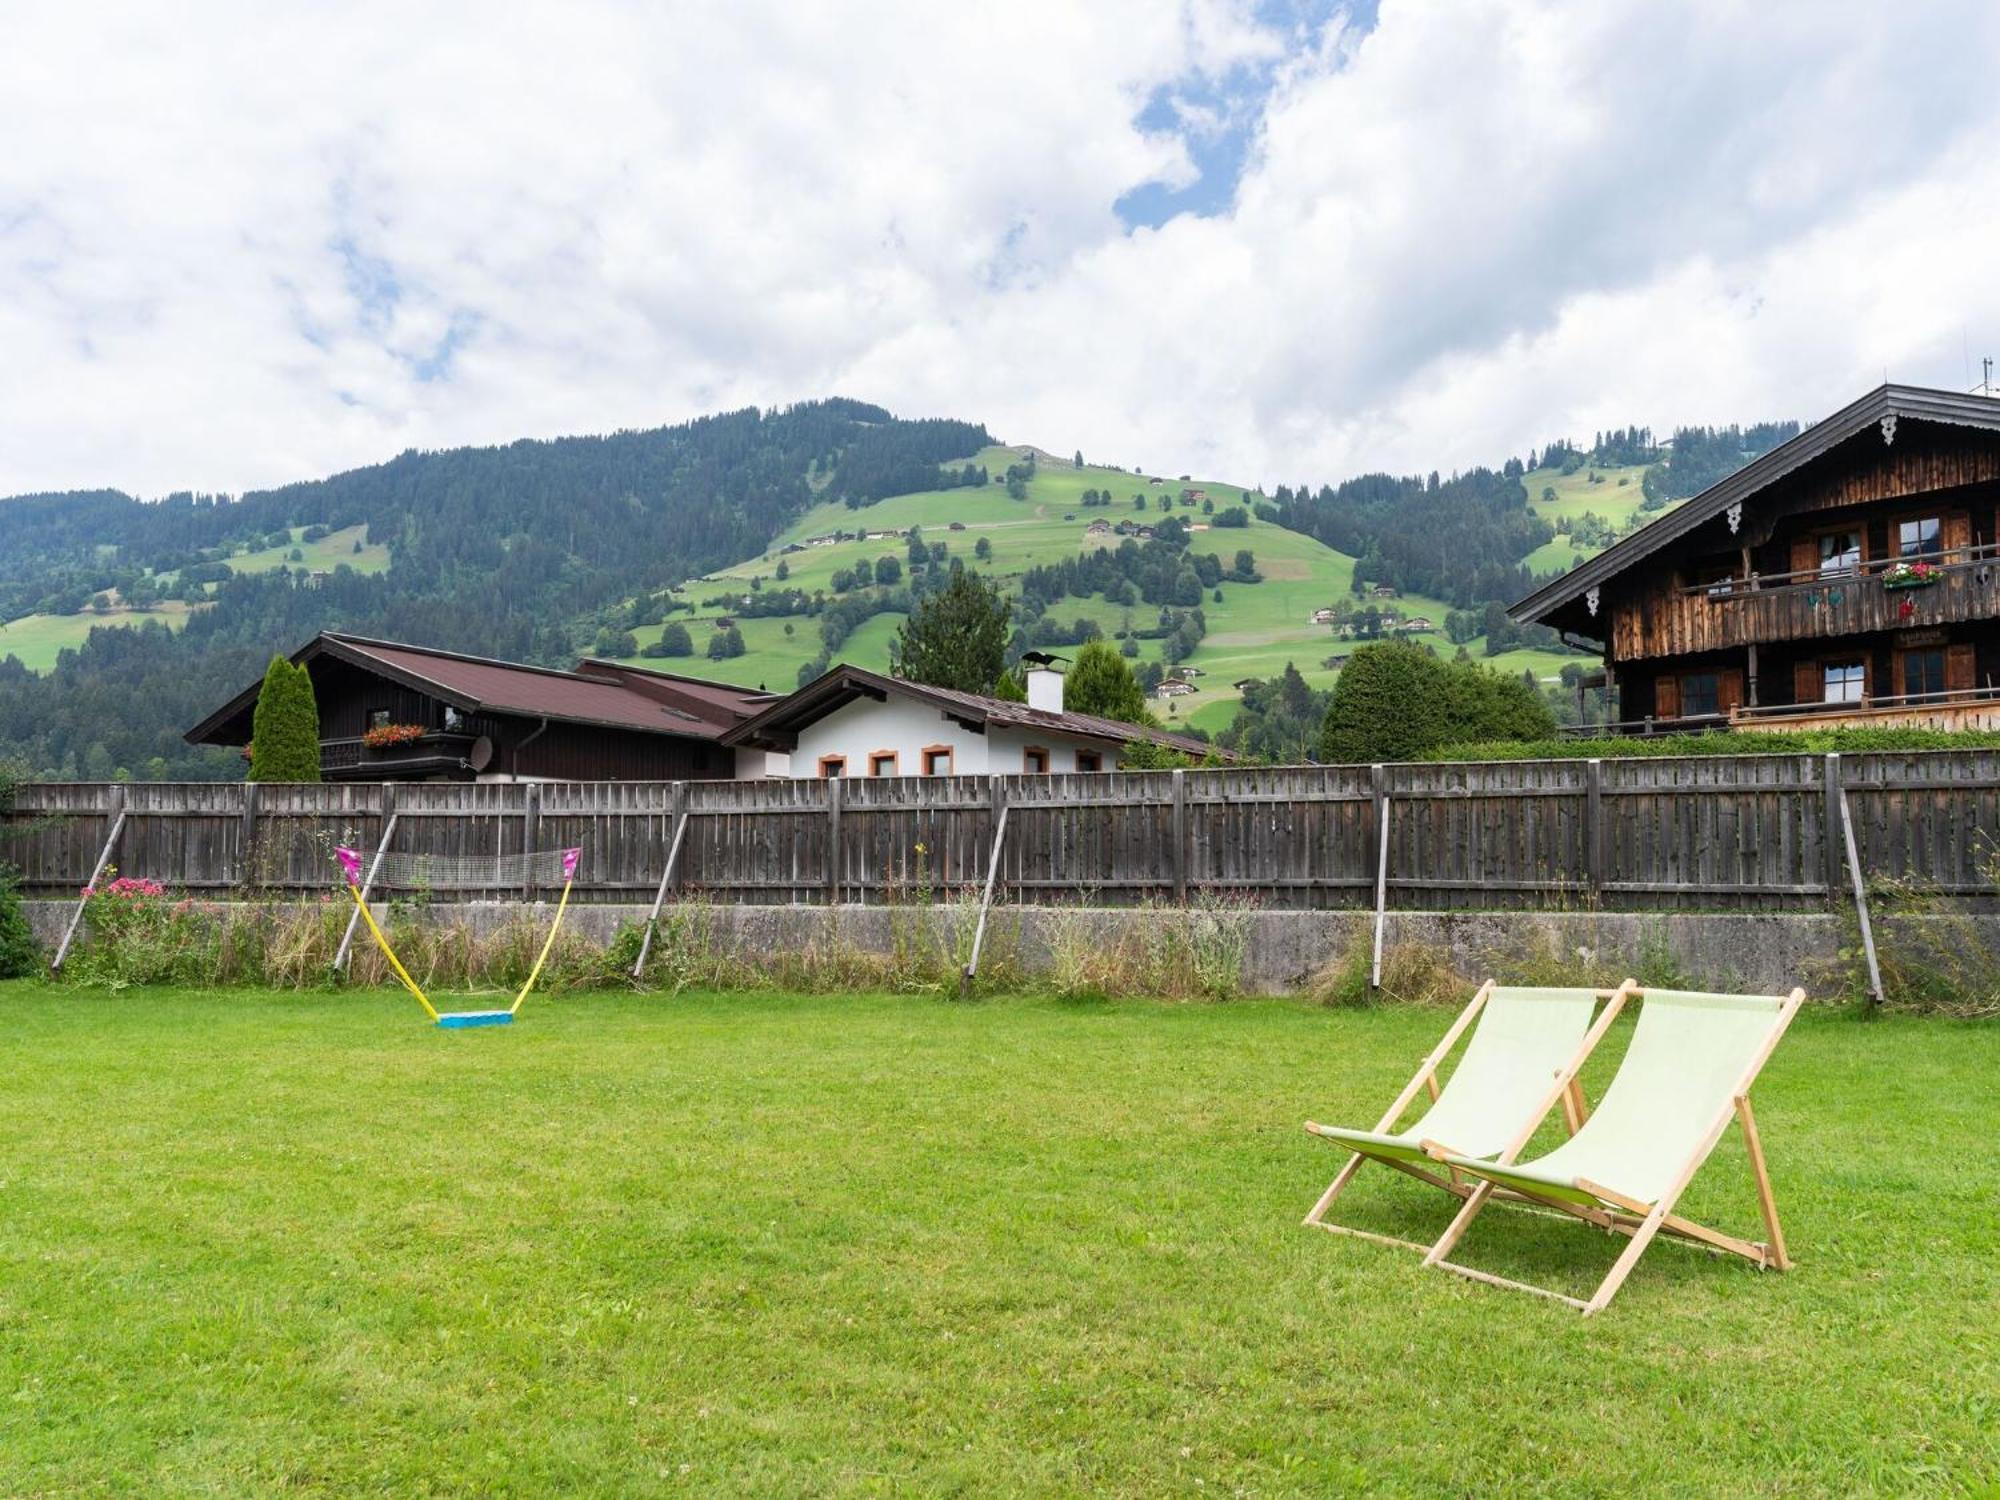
[720,666,894,752]
[1509,384,2000,627]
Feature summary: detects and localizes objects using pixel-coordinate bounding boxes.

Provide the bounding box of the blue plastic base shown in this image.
[436,1010,513,1029]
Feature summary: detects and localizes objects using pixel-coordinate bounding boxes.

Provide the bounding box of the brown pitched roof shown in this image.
[185,632,769,745]
[720,663,1226,760]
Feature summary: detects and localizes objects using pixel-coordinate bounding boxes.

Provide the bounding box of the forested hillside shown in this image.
[0,402,989,777]
[0,404,1793,780]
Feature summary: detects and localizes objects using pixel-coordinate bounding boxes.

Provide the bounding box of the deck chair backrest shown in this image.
[1535,989,1794,1204]
[1410,987,1602,1156]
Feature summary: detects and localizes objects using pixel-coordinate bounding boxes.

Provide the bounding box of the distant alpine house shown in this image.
[1512,385,2000,733]
[186,633,776,781]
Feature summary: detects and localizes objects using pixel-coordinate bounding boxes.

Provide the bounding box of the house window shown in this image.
[920,745,953,776]
[367,708,392,731]
[868,750,898,777]
[1897,517,1942,557]
[443,706,465,732]
[1902,649,1945,700]
[1823,661,1866,704]
[1680,673,1721,718]
[1818,531,1861,577]
[1075,750,1103,773]
[1023,746,1050,774]
[817,755,847,778]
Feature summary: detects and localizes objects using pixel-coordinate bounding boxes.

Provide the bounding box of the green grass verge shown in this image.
[0,984,1992,1494]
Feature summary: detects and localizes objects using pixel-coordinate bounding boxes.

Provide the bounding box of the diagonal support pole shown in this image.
[633,784,691,979]
[50,800,125,972]
[1832,764,1884,1010]
[334,811,399,972]
[960,794,1011,995]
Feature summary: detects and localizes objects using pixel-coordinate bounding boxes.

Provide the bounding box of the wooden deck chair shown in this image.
[1303,980,1637,1253]
[1422,986,1805,1315]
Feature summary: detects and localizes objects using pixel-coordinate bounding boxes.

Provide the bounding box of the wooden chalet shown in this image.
[186,632,776,781]
[1512,384,2000,733]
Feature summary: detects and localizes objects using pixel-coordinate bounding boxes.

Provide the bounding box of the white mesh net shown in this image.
[337,845,581,891]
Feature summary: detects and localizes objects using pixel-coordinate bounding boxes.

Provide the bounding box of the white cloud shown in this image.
[3,0,1999,499]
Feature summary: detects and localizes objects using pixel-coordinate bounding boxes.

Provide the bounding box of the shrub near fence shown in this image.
[2,750,1996,914]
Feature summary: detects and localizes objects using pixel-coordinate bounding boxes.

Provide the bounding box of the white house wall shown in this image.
[778,693,1117,777]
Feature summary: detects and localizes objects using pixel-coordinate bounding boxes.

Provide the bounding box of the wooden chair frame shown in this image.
[1421,987,1804,1315]
[1302,979,1636,1254]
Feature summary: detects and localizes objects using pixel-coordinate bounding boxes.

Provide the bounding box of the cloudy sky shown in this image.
[5,0,2000,500]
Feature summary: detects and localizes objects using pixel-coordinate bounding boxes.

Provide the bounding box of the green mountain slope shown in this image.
[597,447,1576,729]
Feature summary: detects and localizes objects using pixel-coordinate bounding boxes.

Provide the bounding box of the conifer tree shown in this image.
[247,657,322,782]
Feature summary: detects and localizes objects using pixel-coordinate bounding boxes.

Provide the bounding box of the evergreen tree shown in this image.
[1062,640,1147,724]
[653,622,694,657]
[893,565,1010,694]
[247,657,321,782]
[1319,641,1450,763]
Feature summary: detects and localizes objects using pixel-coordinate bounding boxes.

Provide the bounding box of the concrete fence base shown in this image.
[24,897,1997,998]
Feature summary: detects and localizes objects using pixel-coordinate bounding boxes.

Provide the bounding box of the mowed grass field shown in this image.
[219,523,391,577]
[4,525,388,674]
[1,984,1993,1495]
[1522,462,1675,580]
[634,446,1585,723]
[0,601,199,672]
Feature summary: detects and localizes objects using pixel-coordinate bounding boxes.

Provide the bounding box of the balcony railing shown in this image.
[1676,539,2000,597]
[1574,688,2000,737]
[1613,543,2000,660]
[320,732,479,775]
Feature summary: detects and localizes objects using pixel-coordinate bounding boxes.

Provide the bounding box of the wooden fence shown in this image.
[3,751,1996,912]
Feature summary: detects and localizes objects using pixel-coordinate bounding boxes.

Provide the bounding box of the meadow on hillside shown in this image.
[613,446,1586,729]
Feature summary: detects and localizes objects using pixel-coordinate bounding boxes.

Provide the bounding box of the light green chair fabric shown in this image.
[1438,989,1793,1207]
[1311,986,1603,1165]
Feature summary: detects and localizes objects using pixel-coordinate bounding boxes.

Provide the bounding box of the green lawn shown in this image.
[0,984,1991,1494]
[0,601,198,672]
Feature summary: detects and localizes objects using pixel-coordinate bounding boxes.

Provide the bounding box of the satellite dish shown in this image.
[467,735,495,772]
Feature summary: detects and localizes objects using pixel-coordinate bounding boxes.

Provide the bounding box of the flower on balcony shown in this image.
[1882,559,1940,589]
[362,722,428,749]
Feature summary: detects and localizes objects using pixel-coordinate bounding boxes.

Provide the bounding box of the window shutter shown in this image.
[1789,536,1817,575]
[1947,642,1976,693]
[1945,511,1973,555]
[1794,659,1820,704]
[1654,674,1680,719]
[1717,668,1745,716]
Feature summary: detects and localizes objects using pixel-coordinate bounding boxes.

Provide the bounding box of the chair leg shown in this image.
[1736,1095,1791,1271]
[1304,1152,1367,1227]
[1582,1201,1669,1315]
[1422,1178,1496,1266]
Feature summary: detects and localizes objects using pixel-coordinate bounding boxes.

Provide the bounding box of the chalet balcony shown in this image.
[320,732,482,780]
[1732,686,2000,735]
[1571,686,2000,738]
[1611,545,2000,661]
